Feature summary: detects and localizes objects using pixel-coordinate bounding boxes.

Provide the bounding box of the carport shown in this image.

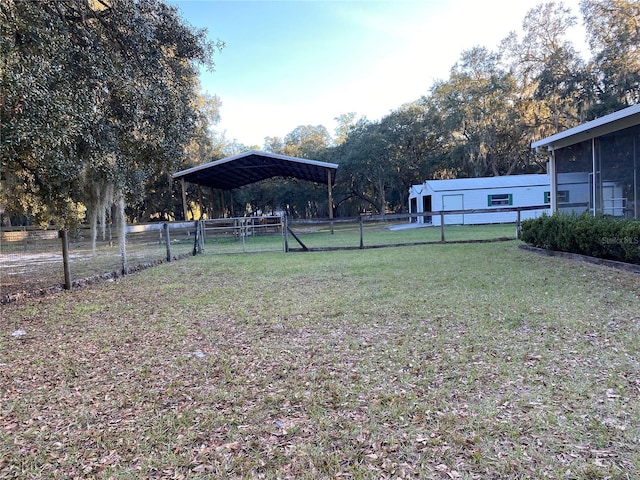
[172,150,339,220]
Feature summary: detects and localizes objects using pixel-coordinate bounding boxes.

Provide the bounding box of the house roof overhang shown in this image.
[172,150,338,190]
[531,104,640,153]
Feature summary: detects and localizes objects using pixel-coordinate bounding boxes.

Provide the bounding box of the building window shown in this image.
[558,191,570,203]
[488,193,512,206]
[544,191,570,203]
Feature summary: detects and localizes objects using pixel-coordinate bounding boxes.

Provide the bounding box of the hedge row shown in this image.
[520,213,640,265]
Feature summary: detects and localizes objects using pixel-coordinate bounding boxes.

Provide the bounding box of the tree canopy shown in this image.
[1,0,222,227]
[2,0,638,223]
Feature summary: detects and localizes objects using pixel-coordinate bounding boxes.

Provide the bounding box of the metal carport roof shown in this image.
[172,150,338,190]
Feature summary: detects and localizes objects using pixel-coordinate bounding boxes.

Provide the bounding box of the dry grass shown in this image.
[1,241,639,479]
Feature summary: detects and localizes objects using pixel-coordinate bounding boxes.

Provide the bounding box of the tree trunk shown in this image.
[90,207,98,255]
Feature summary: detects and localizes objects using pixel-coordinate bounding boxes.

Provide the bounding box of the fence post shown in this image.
[192,221,200,256]
[164,222,172,261]
[440,212,445,242]
[284,215,289,252]
[516,209,522,239]
[241,217,246,253]
[60,230,72,290]
[117,196,128,275]
[359,216,364,249]
[199,220,205,253]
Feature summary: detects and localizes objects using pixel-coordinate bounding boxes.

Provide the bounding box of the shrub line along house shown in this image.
[408,104,640,225]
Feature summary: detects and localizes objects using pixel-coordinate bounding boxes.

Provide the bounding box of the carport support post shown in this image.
[210,187,216,218]
[197,185,204,219]
[327,168,334,234]
[180,178,189,221]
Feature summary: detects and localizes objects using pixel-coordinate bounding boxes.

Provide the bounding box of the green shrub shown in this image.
[521,213,579,252]
[573,214,605,259]
[520,217,541,247]
[538,213,561,250]
[619,220,640,264]
[554,213,579,252]
[520,213,640,264]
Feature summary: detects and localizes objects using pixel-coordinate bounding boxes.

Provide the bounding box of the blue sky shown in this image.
[168,0,587,148]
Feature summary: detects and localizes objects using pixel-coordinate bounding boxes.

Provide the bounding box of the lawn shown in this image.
[1,241,639,479]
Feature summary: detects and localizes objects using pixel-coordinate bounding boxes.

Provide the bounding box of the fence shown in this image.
[1,207,546,303]
[285,205,548,251]
[1,221,200,303]
[200,216,285,254]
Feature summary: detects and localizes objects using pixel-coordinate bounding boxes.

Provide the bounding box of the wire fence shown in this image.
[1,207,547,303]
[1,222,199,304]
[200,216,285,255]
[285,206,547,251]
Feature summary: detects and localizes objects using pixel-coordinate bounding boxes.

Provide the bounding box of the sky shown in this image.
[168,0,589,148]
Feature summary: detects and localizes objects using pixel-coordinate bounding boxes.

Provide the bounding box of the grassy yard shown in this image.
[1,241,638,479]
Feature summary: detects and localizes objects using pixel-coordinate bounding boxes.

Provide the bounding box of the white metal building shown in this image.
[408,174,552,226]
[408,171,625,226]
